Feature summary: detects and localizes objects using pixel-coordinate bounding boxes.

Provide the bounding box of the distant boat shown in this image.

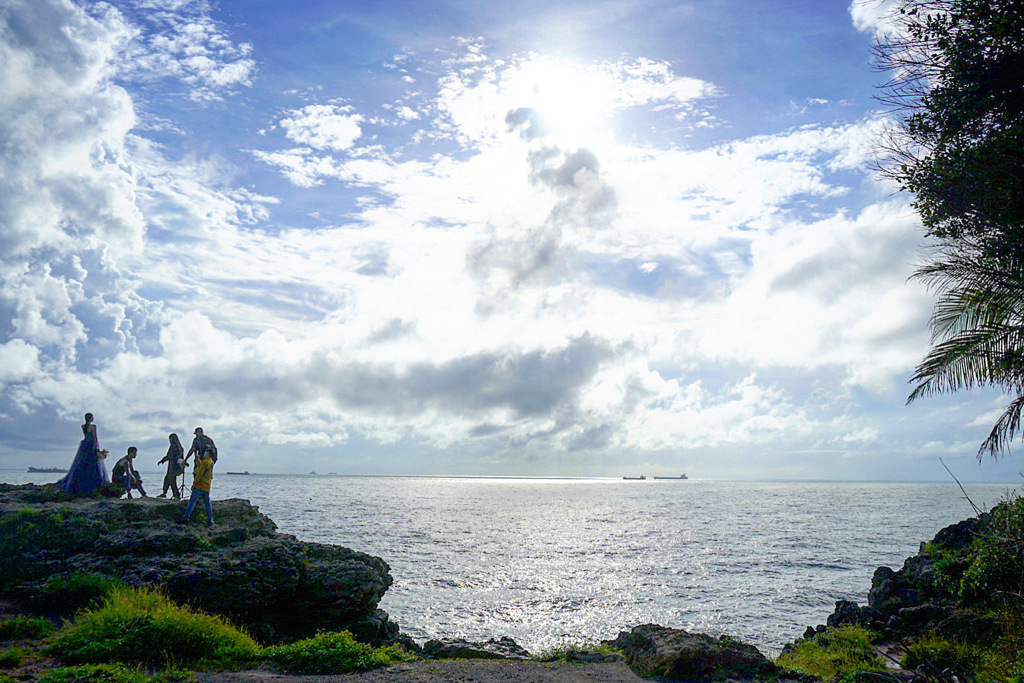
[225,471,251,475]
[28,466,67,473]
[623,475,646,480]
[653,474,688,480]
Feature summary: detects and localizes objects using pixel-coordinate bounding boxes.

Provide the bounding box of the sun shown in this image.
[511,57,617,145]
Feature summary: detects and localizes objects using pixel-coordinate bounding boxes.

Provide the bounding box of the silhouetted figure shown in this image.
[185,427,217,466]
[58,413,109,494]
[178,450,214,526]
[111,447,146,498]
[158,433,185,498]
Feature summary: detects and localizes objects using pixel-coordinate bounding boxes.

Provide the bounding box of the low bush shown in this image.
[960,494,1024,601]
[978,600,1024,681]
[38,664,194,683]
[0,509,103,580]
[0,616,53,640]
[46,586,260,669]
[532,641,621,662]
[264,630,410,674]
[902,636,981,677]
[29,574,126,617]
[776,626,887,681]
[0,647,27,669]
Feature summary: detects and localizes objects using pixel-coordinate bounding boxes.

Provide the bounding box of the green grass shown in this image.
[776,626,887,681]
[961,494,1024,601]
[43,587,410,676]
[0,615,53,641]
[37,664,195,683]
[902,636,981,676]
[0,647,27,668]
[29,574,127,617]
[531,641,622,663]
[46,586,261,670]
[264,630,413,674]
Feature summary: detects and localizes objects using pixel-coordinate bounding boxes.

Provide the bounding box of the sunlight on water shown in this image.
[4,471,1017,654]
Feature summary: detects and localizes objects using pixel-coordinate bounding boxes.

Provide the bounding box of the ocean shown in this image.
[3,471,1018,655]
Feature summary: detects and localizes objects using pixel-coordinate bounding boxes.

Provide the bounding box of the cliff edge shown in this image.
[0,483,398,645]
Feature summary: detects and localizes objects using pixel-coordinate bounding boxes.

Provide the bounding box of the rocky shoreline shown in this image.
[1,482,1017,681]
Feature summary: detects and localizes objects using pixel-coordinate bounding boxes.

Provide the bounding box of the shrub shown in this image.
[960,494,1024,601]
[0,616,53,640]
[977,600,1024,681]
[0,647,26,669]
[36,664,196,683]
[902,636,981,677]
[264,631,407,674]
[532,641,621,662]
[46,586,260,669]
[37,665,195,683]
[29,574,126,617]
[0,509,103,581]
[776,626,887,681]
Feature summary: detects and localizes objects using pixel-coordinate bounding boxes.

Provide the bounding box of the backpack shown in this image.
[196,434,218,464]
[203,437,218,464]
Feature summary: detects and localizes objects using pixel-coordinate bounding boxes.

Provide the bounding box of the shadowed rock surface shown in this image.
[604,624,779,680]
[0,483,396,644]
[421,636,532,660]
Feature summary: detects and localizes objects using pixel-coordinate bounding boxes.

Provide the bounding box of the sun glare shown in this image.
[513,59,617,145]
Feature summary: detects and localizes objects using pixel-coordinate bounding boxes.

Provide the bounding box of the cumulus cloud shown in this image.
[848,0,901,36]
[4,4,991,477]
[110,0,256,101]
[279,104,364,151]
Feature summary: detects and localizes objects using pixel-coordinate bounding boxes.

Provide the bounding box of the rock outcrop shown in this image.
[421,636,532,660]
[0,483,396,644]
[803,515,988,644]
[603,624,778,681]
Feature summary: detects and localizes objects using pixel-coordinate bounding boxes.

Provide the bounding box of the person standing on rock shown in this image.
[178,449,214,526]
[58,412,110,495]
[157,433,185,499]
[185,427,217,466]
[111,447,146,498]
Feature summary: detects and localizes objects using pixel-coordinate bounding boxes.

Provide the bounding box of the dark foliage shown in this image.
[873,0,1024,457]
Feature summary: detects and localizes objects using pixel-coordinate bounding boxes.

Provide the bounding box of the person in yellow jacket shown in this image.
[178,451,214,525]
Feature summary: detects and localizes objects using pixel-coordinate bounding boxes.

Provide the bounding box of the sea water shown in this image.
[3,472,1017,655]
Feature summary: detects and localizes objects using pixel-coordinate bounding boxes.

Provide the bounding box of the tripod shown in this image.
[176,459,190,499]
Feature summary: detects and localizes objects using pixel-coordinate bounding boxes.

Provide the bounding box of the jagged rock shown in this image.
[889,603,947,633]
[930,517,980,552]
[826,599,866,628]
[421,636,531,660]
[603,623,777,681]
[802,512,996,646]
[0,483,395,644]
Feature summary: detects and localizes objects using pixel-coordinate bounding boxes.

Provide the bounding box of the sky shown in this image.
[0,0,1021,481]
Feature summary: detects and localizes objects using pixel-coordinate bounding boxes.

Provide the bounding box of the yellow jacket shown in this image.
[192,455,214,492]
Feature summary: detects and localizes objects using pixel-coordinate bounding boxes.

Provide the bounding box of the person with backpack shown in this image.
[185,427,217,466]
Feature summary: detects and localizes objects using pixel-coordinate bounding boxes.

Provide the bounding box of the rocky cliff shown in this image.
[0,483,398,645]
[805,509,1005,644]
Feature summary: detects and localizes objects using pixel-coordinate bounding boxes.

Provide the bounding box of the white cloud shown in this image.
[113,0,256,102]
[4,5,996,478]
[849,0,901,36]
[0,340,41,382]
[280,105,364,151]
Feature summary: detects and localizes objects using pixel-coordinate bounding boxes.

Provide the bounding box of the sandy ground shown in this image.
[193,661,650,683]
